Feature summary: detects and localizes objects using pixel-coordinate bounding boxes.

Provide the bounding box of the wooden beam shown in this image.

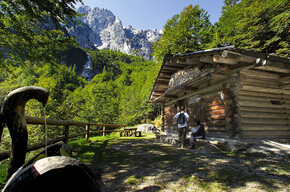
[155,84,169,89]
[213,54,239,65]
[200,55,214,64]
[186,57,203,65]
[163,65,183,71]
[222,50,257,63]
[159,73,172,78]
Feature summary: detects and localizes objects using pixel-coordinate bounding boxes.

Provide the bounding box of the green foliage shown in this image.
[65,49,161,125]
[211,0,289,57]
[0,0,82,67]
[152,4,213,61]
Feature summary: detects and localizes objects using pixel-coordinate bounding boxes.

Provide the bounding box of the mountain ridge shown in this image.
[66,5,161,60]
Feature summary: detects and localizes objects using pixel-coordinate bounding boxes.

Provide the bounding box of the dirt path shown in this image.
[81,136,289,192]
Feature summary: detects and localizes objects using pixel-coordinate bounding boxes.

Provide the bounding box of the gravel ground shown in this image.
[82,136,290,192]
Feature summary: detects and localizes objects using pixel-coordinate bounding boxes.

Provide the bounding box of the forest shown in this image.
[0,0,289,150]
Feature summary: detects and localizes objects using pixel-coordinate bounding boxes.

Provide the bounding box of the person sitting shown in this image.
[190,119,205,149]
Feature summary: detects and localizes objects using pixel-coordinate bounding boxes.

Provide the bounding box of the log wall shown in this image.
[227,69,290,139]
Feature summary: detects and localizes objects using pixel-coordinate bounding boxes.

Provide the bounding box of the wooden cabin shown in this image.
[149,46,290,139]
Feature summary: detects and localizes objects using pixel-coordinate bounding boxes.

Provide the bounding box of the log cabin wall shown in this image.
[186,94,228,137]
[225,69,290,139]
[163,104,177,132]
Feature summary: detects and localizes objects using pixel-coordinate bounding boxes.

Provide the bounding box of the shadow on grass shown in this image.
[69,135,290,191]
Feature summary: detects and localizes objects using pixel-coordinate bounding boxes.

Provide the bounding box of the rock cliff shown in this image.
[66,6,160,60]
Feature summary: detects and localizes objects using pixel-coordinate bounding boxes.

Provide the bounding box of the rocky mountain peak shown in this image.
[67,5,160,60]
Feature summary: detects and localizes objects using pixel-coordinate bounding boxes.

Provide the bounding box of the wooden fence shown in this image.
[0,116,126,161]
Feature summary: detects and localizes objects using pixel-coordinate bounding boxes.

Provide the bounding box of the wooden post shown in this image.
[63,125,70,144]
[85,125,90,140]
[103,126,106,136]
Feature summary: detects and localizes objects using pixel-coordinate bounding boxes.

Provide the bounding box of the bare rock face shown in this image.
[67,5,161,60]
[3,156,104,192]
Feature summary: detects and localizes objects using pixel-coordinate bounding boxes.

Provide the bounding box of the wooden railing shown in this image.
[0,116,126,161]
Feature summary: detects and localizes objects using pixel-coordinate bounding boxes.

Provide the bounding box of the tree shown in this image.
[0,0,82,68]
[152,4,213,62]
[211,0,289,57]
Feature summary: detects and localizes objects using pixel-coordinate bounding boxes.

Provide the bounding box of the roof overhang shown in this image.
[148,46,290,104]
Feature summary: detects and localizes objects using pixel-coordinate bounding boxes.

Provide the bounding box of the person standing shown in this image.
[174,106,189,148]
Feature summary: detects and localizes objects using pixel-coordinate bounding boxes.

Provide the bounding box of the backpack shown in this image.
[177,112,186,124]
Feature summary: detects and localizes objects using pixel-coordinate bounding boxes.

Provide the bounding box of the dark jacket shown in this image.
[194,124,205,139]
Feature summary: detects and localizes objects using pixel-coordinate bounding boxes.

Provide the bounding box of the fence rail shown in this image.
[0,116,126,161]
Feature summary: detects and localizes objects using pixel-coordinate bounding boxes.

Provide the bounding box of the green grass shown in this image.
[0,160,8,189]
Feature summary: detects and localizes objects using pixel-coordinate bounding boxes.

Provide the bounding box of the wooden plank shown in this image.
[242,125,290,131]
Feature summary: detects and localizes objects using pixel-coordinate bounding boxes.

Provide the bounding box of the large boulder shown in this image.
[137,124,159,133]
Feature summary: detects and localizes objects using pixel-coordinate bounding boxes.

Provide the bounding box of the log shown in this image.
[243,78,280,88]
[159,73,172,79]
[280,84,290,89]
[239,118,290,125]
[279,75,290,83]
[241,130,290,138]
[236,90,284,99]
[207,100,225,106]
[240,69,280,80]
[209,73,228,80]
[221,50,257,64]
[240,111,288,119]
[241,125,290,131]
[186,57,203,65]
[207,105,226,111]
[207,126,227,132]
[254,65,290,73]
[205,120,227,126]
[238,106,286,113]
[237,100,285,109]
[237,95,283,102]
[213,54,239,65]
[240,85,284,94]
[200,55,214,64]
[208,114,226,120]
[207,109,226,115]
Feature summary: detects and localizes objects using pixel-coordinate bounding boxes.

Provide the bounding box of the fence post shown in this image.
[85,125,90,140]
[103,126,106,136]
[63,125,70,144]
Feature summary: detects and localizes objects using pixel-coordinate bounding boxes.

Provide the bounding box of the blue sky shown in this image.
[77,0,224,31]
